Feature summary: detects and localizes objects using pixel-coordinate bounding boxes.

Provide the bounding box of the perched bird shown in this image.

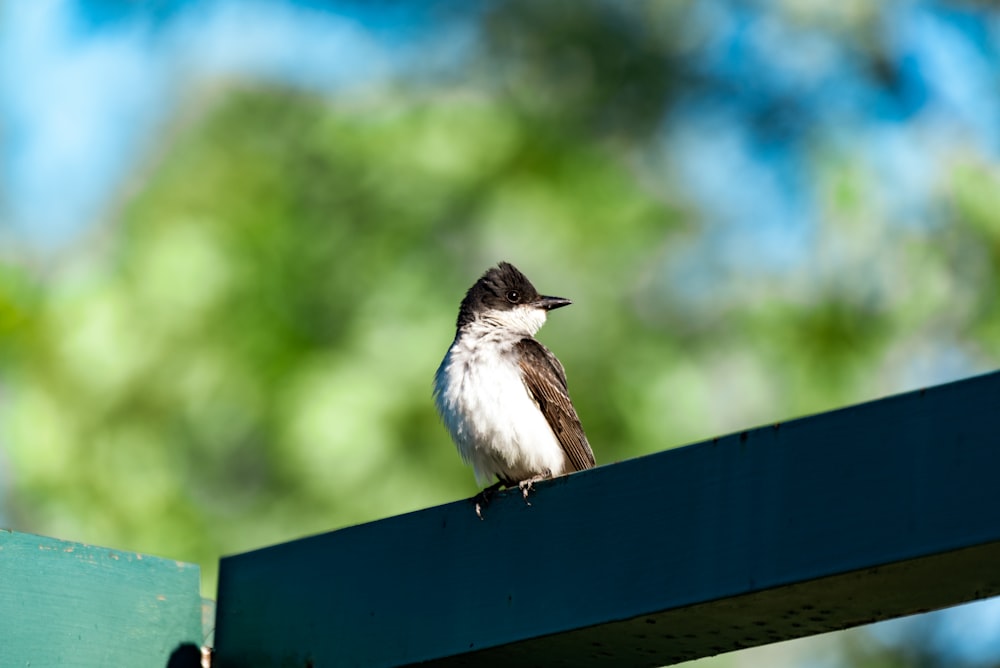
[434,262,595,513]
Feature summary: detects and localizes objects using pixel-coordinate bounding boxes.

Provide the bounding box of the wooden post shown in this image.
[0,531,203,667]
[214,371,1000,667]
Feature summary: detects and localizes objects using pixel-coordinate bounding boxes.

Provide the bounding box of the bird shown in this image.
[434,261,595,515]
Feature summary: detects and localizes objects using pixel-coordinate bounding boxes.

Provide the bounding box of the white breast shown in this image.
[434,327,569,486]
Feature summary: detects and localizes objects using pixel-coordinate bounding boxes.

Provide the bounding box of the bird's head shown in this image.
[456,262,572,334]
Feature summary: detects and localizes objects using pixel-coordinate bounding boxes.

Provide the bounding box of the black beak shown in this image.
[537,295,572,311]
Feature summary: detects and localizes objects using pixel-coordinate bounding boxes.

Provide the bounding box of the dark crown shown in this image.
[456,262,540,328]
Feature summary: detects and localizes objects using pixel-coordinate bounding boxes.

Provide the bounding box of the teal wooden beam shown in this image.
[214,371,1000,667]
[0,530,203,667]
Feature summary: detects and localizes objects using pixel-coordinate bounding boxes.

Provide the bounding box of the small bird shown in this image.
[434,262,595,514]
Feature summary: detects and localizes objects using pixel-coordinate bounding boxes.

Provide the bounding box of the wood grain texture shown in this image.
[214,370,1000,668]
[0,531,203,667]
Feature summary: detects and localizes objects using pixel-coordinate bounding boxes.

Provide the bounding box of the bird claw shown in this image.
[474,474,549,516]
[518,472,549,505]
[473,481,505,519]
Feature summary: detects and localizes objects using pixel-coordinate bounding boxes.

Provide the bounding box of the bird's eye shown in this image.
[506,290,520,303]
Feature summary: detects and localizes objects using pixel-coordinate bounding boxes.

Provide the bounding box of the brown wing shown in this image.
[515,338,596,472]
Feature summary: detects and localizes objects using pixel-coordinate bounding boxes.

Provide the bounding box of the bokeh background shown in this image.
[2,0,1000,665]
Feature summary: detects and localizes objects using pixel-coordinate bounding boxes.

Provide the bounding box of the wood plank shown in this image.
[0,531,203,667]
[214,370,1000,667]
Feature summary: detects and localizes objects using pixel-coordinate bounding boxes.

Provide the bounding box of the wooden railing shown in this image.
[7,371,999,666]
[212,370,1000,667]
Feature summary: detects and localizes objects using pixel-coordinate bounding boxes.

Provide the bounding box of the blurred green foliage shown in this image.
[2,6,1000,635]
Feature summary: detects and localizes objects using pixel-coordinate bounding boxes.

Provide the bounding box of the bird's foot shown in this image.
[473,481,505,519]
[518,471,551,505]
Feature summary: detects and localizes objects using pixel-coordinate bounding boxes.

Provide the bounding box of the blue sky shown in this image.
[669,0,1000,274]
[0,0,464,247]
[3,0,999,260]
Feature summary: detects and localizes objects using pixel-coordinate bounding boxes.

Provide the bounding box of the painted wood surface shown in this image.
[214,370,1000,667]
[0,530,203,667]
